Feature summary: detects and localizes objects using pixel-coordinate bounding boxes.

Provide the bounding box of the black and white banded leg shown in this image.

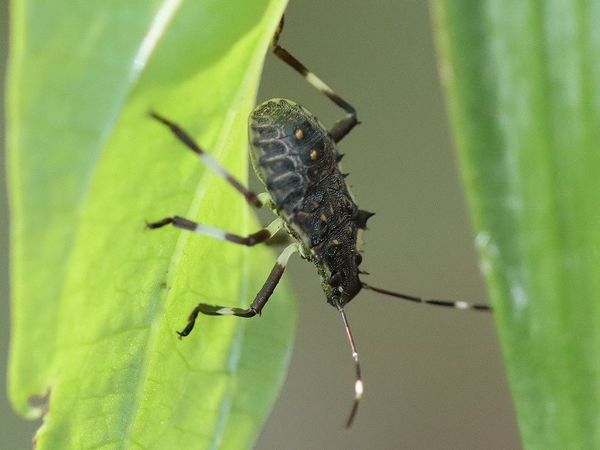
[362,283,492,312]
[177,243,299,337]
[149,111,263,208]
[147,217,284,247]
[271,16,358,143]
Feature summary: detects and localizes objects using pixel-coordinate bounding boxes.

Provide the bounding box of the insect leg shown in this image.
[150,111,262,207]
[271,16,358,143]
[177,243,299,337]
[147,217,283,247]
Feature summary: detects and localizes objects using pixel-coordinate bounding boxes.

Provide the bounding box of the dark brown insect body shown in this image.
[147,15,491,429]
[250,99,370,307]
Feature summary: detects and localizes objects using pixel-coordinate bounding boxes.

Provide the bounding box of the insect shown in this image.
[147,16,491,427]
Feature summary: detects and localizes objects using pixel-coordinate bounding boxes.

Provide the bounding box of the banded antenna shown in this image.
[338,284,491,427]
[338,306,363,428]
[362,283,492,312]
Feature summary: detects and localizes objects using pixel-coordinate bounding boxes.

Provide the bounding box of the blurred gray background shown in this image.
[0,1,521,449]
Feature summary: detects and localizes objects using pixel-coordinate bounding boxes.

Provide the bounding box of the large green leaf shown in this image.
[432,1,600,448]
[7,0,296,447]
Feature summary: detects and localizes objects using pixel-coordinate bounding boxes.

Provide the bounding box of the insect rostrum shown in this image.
[147,15,491,428]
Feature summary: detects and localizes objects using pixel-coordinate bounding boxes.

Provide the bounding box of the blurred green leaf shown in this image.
[433,1,600,448]
[7,0,295,447]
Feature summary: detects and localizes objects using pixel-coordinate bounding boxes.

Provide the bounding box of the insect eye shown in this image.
[329,272,342,287]
[354,254,363,266]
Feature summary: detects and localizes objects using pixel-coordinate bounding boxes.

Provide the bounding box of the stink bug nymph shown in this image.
[147,16,491,427]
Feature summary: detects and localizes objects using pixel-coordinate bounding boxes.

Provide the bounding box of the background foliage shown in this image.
[6,1,295,448]
[434,1,600,448]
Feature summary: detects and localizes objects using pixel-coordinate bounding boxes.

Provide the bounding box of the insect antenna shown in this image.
[361,283,492,311]
[338,306,363,428]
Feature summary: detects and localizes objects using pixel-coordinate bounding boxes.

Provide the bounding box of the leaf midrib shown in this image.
[121,24,272,448]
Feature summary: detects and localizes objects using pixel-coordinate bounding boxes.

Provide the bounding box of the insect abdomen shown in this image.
[249,98,338,214]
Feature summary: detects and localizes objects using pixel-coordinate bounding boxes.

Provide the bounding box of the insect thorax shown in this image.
[249,98,363,306]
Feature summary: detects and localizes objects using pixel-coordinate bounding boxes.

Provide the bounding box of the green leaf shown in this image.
[7,0,295,447]
[432,1,600,448]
